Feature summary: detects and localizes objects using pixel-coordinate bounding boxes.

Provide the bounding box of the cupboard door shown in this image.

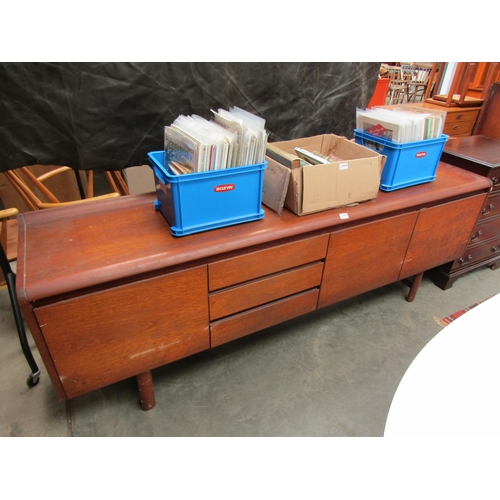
[34,266,209,399]
[400,194,488,280]
[318,212,418,308]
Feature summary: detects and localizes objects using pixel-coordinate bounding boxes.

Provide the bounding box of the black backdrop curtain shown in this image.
[0,62,380,172]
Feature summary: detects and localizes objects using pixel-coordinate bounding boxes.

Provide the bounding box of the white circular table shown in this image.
[384,292,500,437]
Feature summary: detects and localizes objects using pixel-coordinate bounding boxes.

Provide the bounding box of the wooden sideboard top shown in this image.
[17,162,491,303]
[444,135,500,168]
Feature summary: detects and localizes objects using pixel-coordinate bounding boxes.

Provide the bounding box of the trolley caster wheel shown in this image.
[27,371,40,387]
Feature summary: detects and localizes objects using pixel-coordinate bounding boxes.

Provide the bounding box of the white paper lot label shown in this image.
[339,213,349,220]
[339,162,349,170]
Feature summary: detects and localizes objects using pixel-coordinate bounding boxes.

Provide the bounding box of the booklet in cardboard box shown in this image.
[265,134,385,216]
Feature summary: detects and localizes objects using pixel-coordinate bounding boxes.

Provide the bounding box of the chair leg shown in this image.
[0,245,40,387]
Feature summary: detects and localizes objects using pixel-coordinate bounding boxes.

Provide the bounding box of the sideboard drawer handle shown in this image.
[456,114,464,119]
[493,246,500,253]
[453,125,461,130]
[492,177,499,186]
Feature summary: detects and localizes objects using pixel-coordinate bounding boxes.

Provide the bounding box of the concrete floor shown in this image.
[1,262,499,438]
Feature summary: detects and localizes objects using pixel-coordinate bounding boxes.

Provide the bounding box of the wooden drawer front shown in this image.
[468,216,500,246]
[443,120,475,137]
[211,289,319,347]
[453,238,500,269]
[400,194,488,279]
[446,109,480,124]
[34,266,210,399]
[479,192,500,221]
[210,262,323,321]
[208,234,329,291]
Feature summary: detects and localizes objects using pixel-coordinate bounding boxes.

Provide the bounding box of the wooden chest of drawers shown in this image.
[431,135,500,289]
[442,107,482,138]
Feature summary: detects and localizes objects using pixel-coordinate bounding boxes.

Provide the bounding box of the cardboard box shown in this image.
[266,134,385,216]
[123,165,156,194]
[261,158,290,215]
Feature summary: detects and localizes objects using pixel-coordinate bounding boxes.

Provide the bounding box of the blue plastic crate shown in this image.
[354,130,448,191]
[148,151,266,237]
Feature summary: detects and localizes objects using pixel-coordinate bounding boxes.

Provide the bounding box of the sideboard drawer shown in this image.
[208,233,329,291]
[210,289,319,347]
[210,261,324,320]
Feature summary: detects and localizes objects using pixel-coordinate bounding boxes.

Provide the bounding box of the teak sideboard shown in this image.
[16,163,492,410]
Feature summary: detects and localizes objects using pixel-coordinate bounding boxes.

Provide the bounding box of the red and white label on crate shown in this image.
[415,151,427,158]
[214,184,235,192]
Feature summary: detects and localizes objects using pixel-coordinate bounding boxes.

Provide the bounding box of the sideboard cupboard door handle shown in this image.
[492,177,499,186]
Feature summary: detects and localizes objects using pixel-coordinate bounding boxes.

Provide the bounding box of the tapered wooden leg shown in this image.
[406,272,424,303]
[137,370,156,411]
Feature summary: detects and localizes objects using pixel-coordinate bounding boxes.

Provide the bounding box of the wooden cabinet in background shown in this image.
[442,107,482,138]
[430,83,500,288]
[424,62,500,106]
[430,136,500,289]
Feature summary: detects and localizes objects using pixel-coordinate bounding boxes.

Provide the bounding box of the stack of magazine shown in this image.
[356,106,445,144]
[164,107,268,175]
